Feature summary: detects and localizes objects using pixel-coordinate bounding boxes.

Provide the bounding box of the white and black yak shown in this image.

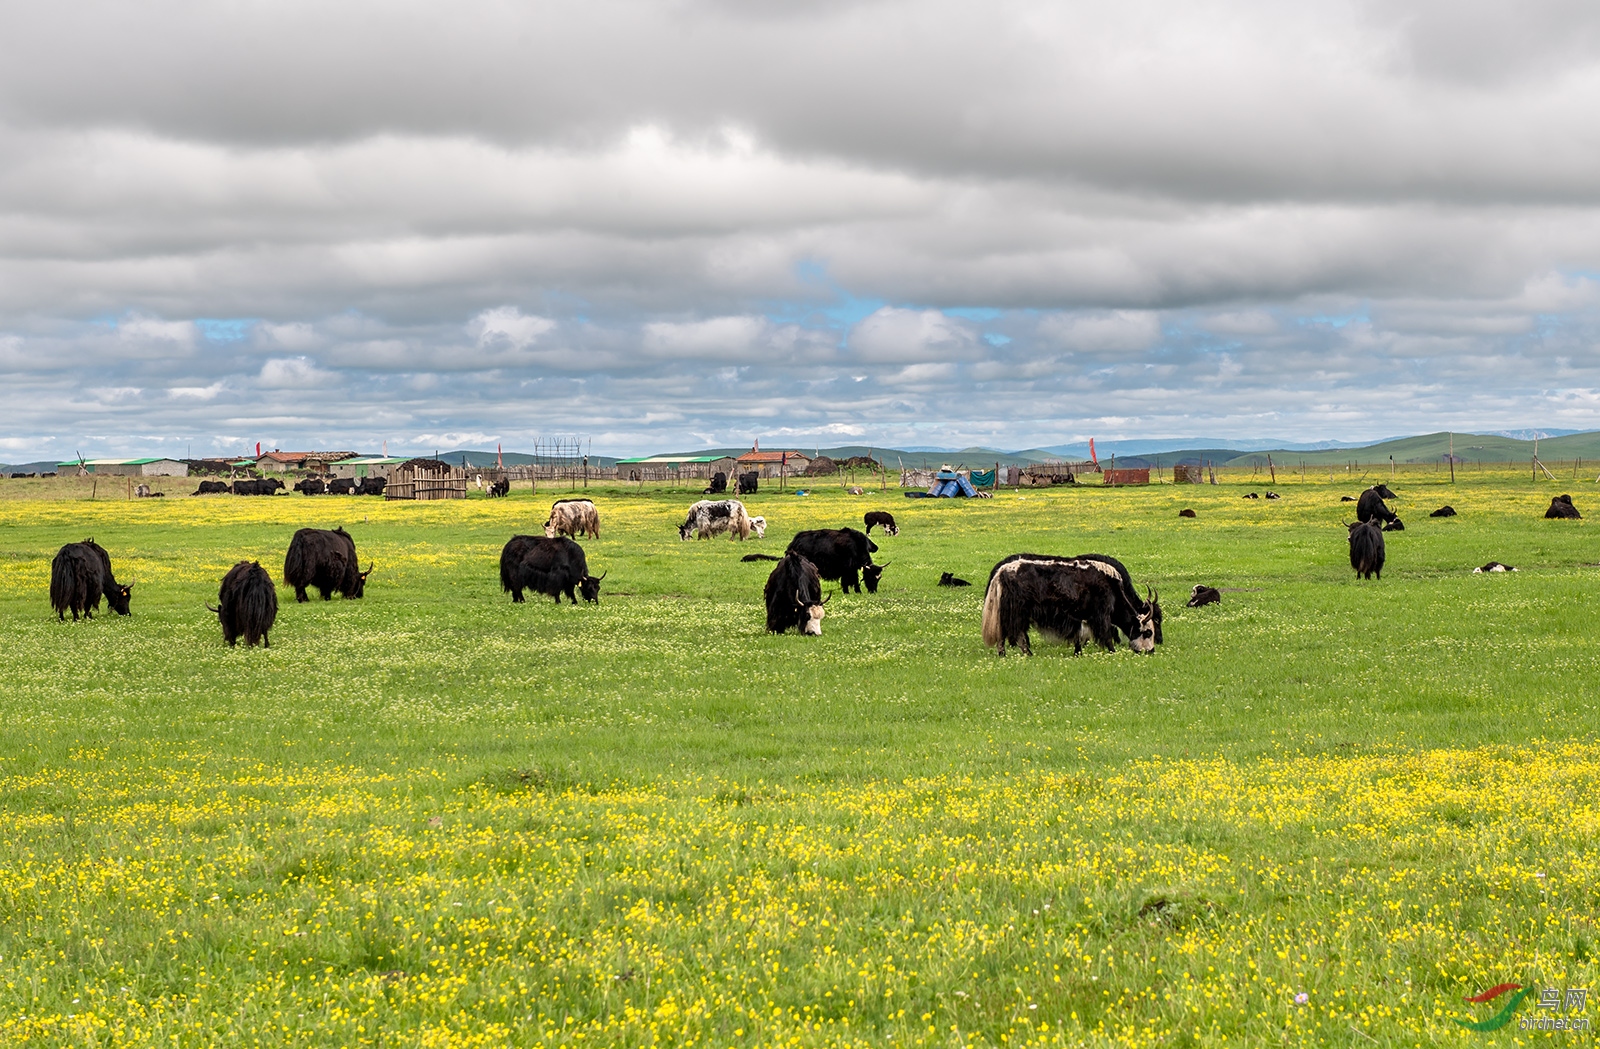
[546,499,601,540]
[863,511,899,536]
[980,555,1156,657]
[679,499,754,541]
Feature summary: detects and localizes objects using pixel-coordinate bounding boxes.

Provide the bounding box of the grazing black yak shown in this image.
[1348,521,1385,580]
[283,527,370,602]
[49,539,132,621]
[764,553,826,635]
[787,528,884,594]
[500,535,604,604]
[209,561,277,647]
[1357,486,1400,526]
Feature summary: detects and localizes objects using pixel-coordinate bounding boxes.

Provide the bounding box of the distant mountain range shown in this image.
[6,430,1599,474]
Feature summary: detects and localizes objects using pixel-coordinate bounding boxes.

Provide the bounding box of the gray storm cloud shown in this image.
[2,0,1600,457]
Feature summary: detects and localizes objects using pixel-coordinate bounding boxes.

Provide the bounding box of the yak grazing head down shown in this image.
[1142,586,1162,645]
[799,589,828,635]
[863,562,886,593]
[104,582,133,616]
[347,563,373,599]
[579,571,606,604]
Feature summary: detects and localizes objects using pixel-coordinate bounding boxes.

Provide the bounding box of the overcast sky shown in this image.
[5,0,1600,458]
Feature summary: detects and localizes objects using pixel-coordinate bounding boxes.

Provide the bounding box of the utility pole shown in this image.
[1449,432,1455,483]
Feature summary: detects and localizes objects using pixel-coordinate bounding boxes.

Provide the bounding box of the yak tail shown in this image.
[282,536,305,587]
[49,550,78,614]
[981,567,1007,648]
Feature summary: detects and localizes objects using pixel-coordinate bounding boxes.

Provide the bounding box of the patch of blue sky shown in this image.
[196,318,255,342]
[775,257,886,329]
[760,295,885,331]
[945,307,1004,322]
[1298,311,1369,329]
[983,332,1012,347]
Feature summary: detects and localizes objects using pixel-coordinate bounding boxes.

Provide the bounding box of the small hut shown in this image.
[802,456,838,477]
[385,458,467,500]
[1102,468,1150,486]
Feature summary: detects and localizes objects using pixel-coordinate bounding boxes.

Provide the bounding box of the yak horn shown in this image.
[821,590,834,605]
[205,602,220,614]
[362,562,375,576]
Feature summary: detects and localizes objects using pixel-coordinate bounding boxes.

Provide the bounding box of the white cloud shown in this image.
[258,356,333,388]
[643,315,767,357]
[118,315,195,345]
[260,322,320,349]
[168,382,227,400]
[1039,311,1161,354]
[849,308,979,364]
[1200,310,1278,337]
[470,307,555,350]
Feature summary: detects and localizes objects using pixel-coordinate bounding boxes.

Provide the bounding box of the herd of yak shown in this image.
[44,484,1582,657]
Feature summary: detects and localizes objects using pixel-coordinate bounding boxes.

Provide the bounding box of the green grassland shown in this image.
[1,470,1598,1047]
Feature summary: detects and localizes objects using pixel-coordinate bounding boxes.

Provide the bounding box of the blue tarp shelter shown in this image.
[927,469,980,497]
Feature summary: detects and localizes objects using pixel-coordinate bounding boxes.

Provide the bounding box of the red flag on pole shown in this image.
[1088,438,1097,466]
[497,443,503,468]
[256,441,261,458]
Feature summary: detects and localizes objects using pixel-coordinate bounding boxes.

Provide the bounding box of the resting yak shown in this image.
[787,528,884,594]
[209,561,277,647]
[763,553,826,635]
[500,535,604,604]
[1546,494,1582,519]
[283,527,370,602]
[49,539,133,621]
